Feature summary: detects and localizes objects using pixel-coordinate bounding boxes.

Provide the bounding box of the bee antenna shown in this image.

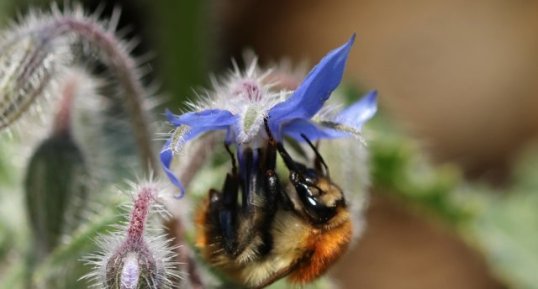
[300,134,330,178]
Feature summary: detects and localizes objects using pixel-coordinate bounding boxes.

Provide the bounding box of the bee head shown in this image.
[263,118,347,226]
[272,132,346,226]
[288,163,346,225]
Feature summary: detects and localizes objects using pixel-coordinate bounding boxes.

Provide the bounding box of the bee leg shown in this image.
[210,145,275,257]
[254,144,281,254]
[210,144,283,259]
[208,147,263,258]
[207,146,241,256]
[224,143,238,175]
[225,148,267,257]
[219,172,241,254]
[216,144,242,252]
[232,145,282,257]
[263,139,291,212]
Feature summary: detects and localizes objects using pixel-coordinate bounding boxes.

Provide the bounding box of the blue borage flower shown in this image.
[161,35,377,197]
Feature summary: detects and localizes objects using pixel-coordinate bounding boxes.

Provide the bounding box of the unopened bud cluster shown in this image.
[0,8,155,173]
[0,24,70,129]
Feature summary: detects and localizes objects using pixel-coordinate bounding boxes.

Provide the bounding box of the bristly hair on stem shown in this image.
[0,5,157,172]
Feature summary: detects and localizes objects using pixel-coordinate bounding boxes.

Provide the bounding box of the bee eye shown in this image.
[303,169,318,183]
[295,183,337,224]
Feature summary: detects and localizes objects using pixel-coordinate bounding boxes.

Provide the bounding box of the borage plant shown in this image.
[161,35,377,288]
[0,6,376,289]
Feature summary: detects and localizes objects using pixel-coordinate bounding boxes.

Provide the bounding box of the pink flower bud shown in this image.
[84,183,176,289]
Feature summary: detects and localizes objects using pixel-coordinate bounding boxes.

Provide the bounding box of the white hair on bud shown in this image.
[82,181,179,289]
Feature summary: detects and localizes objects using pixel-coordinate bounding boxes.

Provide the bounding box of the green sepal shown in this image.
[24,132,89,259]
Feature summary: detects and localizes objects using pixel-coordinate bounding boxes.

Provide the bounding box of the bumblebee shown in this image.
[195,121,352,288]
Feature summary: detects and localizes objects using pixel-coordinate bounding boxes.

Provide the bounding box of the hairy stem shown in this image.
[51,75,77,136]
[165,218,205,289]
[162,134,219,289]
[7,14,157,172]
[54,16,156,172]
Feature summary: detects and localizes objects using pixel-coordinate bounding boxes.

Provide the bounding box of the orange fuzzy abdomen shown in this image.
[288,219,352,284]
[194,197,210,251]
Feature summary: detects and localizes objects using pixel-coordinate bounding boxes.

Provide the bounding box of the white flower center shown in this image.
[194,59,291,147]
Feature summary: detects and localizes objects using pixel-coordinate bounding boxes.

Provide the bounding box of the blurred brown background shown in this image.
[220,0,538,176]
[216,1,538,288]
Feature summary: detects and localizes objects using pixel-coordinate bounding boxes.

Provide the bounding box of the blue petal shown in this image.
[282,119,348,142]
[333,90,377,129]
[160,139,186,198]
[166,109,236,127]
[281,91,377,142]
[268,34,356,138]
[161,123,235,198]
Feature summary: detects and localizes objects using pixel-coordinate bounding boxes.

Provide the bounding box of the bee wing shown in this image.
[319,138,370,242]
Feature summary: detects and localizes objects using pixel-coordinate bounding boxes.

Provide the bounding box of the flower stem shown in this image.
[52,75,77,137]
[127,185,155,243]
[33,15,157,172]
[64,17,154,171]
[162,134,219,289]
[165,218,205,289]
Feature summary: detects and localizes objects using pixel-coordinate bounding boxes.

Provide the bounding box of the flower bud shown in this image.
[85,183,175,289]
[24,131,89,259]
[0,28,70,129]
[23,69,89,261]
[105,244,162,289]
